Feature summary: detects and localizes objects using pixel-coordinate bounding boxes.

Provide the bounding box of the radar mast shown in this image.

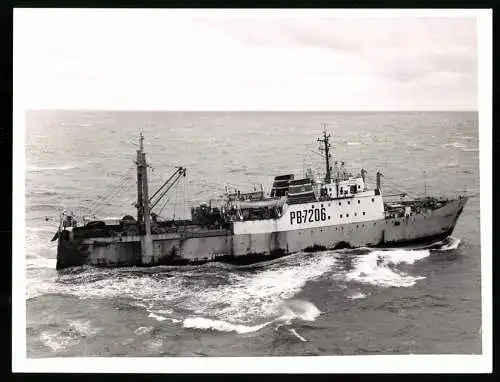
[317,124,332,183]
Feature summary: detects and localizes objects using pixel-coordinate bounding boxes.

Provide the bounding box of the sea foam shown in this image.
[344,249,430,288]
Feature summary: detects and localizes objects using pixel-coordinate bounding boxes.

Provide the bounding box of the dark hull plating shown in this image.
[56,197,467,270]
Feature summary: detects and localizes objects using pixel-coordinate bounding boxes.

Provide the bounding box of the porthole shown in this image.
[358,200,360,204]
[348,201,350,205]
[371,198,375,202]
[354,213,357,216]
[363,212,366,215]
[346,213,349,217]
[340,214,343,218]
[339,202,341,206]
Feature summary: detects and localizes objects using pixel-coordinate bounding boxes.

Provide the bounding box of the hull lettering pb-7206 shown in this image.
[290,207,327,225]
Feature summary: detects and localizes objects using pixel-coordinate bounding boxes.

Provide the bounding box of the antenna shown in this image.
[317,123,332,183]
[424,170,427,197]
[139,131,144,152]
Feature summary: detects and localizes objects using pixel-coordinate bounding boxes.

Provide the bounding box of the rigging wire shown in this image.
[157,196,171,217]
[87,168,135,216]
[184,176,188,219]
[91,180,134,217]
[156,182,177,217]
[88,174,130,212]
[173,179,179,220]
[150,170,185,210]
[91,175,132,211]
[155,176,184,218]
[364,172,425,200]
[149,167,183,203]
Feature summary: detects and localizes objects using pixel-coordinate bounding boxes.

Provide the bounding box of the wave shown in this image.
[28,251,334,331]
[39,329,79,352]
[182,299,320,334]
[426,236,461,251]
[183,317,272,334]
[27,164,79,172]
[347,291,369,300]
[277,299,321,324]
[343,249,430,287]
[346,141,361,146]
[148,312,167,322]
[147,311,181,323]
[68,319,101,337]
[25,255,56,270]
[442,142,467,149]
[178,253,335,323]
[134,326,154,335]
[27,238,455,329]
[462,148,479,152]
[289,328,307,342]
[37,320,99,352]
[26,226,56,233]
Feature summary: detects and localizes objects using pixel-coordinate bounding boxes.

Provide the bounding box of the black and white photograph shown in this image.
[13,8,491,373]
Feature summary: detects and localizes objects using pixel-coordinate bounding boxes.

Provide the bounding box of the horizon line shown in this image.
[25,109,479,113]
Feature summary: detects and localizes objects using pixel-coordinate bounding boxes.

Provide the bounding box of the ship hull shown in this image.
[56,197,467,270]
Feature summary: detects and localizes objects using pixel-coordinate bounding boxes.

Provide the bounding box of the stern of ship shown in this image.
[56,227,86,270]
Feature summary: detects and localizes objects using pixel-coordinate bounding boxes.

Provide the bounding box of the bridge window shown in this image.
[340,187,343,193]
[358,185,361,189]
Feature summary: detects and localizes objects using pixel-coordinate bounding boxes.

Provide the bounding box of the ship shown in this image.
[53,128,468,270]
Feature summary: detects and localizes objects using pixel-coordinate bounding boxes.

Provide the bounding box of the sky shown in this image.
[14,9,481,111]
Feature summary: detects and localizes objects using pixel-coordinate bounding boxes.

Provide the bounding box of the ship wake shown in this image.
[341,249,430,288]
[26,236,460,336]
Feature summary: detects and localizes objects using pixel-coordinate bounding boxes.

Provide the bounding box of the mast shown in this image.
[135,132,153,264]
[317,124,332,183]
[136,133,144,223]
[376,171,383,190]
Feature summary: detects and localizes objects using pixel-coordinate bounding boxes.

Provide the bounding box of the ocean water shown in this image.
[24,111,481,357]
